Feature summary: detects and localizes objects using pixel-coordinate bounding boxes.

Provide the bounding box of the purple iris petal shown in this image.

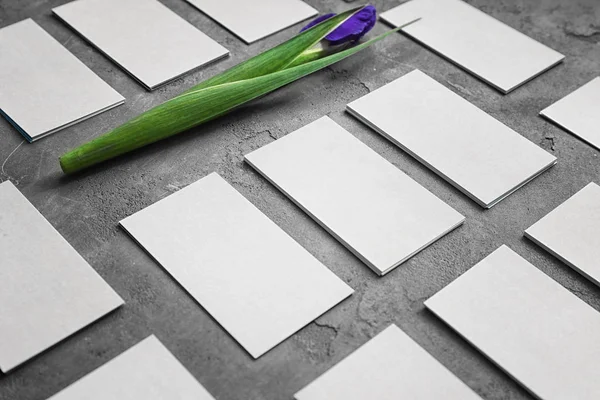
[300,13,336,32]
[300,5,377,46]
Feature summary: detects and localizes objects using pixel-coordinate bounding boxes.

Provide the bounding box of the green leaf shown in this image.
[59,17,418,174]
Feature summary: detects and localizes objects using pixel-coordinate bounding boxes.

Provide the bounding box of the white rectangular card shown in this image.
[380,0,564,93]
[425,245,600,400]
[47,336,215,400]
[0,19,124,142]
[0,181,123,373]
[540,77,600,150]
[120,173,353,358]
[347,70,557,208]
[53,0,229,90]
[183,0,317,43]
[525,182,600,287]
[244,116,465,276]
[294,324,481,400]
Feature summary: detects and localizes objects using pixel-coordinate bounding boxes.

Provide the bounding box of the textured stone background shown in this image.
[1,0,599,399]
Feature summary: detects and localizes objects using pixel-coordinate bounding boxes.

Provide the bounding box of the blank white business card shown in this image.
[347,70,557,208]
[540,77,600,150]
[0,19,124,142]
[184,0,317,44]
[294,324,481,400]
[120,173,352,358]
[380,0,564,93]
[425,245,600,400]
[244,116,465,276]
[47,336,215,400]
[53,0,229,90]
[525,182,600,287]
[0,181,123,373]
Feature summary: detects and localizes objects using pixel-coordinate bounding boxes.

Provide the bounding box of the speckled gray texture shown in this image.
[0,1,599,399]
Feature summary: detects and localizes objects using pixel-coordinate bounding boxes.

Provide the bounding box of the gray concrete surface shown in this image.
[0,0,599,399]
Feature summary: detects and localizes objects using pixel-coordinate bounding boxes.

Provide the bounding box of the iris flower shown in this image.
[292,5,377,66]
[59,5,416,174]
[301,5,377,45]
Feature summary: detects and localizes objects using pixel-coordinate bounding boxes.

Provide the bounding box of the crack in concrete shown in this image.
[326,66,371,94]
[295,321,339,362]
[564,24,600,42]
[258,129,279,141]
[1,139,25,181]
[446,80,475,98]
[543,136,556,151]
[354,77,371,93]
[313,320,340,335]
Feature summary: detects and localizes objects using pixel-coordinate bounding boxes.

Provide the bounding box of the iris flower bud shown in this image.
[301,5,377,46]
